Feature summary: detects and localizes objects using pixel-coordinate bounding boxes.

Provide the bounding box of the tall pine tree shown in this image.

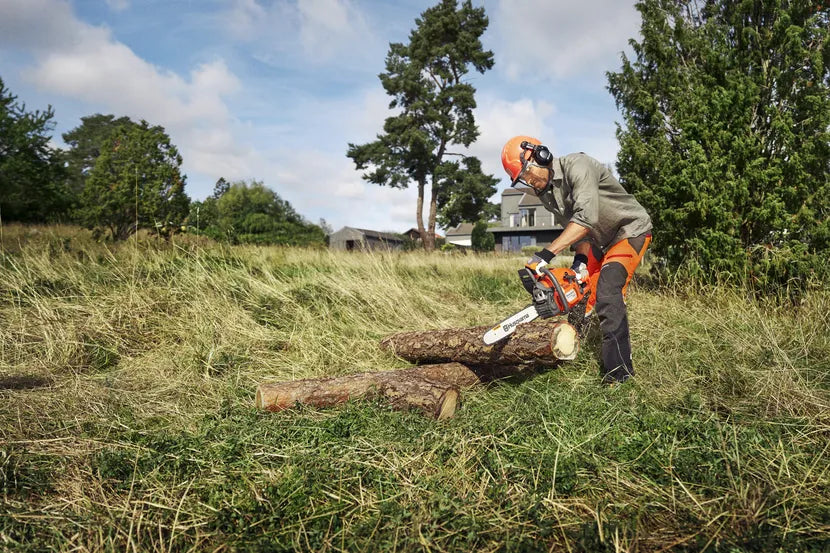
[347,0,495,251]
[608,0,829,292]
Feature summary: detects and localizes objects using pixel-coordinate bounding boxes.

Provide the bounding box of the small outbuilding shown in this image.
[444,222,475,248]
[329,226,405,251]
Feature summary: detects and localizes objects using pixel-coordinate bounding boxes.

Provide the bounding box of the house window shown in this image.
[503,235,537,252]
[520,208,535,227]
[509,213,519,227]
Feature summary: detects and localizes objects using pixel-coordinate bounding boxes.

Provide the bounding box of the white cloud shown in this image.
[0,0,78,50]
[461,95,557,188]
[225,0,267,38]
[223,0,379,64]
[492,0,640,81]
[105,0,129,12]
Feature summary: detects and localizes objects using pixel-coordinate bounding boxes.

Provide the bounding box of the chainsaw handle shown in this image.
[540,266,570,315]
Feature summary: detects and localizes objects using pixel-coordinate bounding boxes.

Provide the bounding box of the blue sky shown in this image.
[0,0,642,233]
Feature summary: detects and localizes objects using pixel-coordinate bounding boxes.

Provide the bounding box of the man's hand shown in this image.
[571,253,589,283]
[525,249,555,277]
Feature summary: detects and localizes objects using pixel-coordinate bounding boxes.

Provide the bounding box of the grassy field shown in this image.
[1,224,828,552]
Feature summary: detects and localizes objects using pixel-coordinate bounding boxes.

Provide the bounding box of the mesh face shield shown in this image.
[511,162,552,195]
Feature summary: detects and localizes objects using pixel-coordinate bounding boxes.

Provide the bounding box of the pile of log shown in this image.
[256,319,579,420]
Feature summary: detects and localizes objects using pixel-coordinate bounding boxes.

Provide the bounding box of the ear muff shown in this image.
[520,141,553,167]
[532,145,553,166]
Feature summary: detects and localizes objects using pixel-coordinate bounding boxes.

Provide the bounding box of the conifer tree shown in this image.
[79,121,189,240]
[0,77,69,222]
[347,0,495,251]
[608,0,829,291]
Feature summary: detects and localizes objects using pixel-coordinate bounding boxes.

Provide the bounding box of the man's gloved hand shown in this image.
[525,248,555,277]
[571,253,589,283]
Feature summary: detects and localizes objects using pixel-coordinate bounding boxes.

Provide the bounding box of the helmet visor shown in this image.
[511,163,549,194]
[511,177,535,191]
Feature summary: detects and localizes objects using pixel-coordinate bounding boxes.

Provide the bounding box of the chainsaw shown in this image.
[482,265,593,345]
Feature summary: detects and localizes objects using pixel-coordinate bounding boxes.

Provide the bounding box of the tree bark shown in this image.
[427,170,438,252]
[416,178,431,251]
[256,362,479,420]
[426,141,444,253]
[379,320,579,370]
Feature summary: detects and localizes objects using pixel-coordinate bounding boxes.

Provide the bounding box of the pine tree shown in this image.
[347,0,495,251]
[0,77,69,222]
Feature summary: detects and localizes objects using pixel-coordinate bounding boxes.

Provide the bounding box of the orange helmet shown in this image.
[501,135,553,187]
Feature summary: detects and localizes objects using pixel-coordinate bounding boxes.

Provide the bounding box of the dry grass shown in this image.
[1,224,828,552]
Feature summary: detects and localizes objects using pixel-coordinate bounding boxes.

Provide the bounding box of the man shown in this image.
[501,135,652,384]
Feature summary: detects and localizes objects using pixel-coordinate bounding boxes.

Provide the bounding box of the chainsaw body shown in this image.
[482,266,591,345]
[518,266,586,318]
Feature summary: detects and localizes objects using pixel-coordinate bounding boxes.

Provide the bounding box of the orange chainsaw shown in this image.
[482,265,593,345]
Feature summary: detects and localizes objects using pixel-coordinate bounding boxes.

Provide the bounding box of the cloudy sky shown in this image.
[0,0,642,233]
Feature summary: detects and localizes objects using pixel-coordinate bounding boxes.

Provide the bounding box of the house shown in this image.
[445,222,475,247]
[329,227,405,251]
[487,188,565,252]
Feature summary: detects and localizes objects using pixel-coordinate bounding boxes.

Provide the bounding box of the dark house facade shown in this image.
[487,188,565,252]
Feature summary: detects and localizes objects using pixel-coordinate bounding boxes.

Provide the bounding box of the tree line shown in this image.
[0,81,325,246]
[2,0,827,292]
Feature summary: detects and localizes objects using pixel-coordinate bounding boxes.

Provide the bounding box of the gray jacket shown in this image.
[537,153,652,251]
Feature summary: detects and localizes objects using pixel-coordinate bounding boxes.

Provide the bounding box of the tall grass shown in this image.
[1,224,828,552]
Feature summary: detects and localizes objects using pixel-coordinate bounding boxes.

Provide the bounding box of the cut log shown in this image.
[379,319,579,369]
[256,362,479,420]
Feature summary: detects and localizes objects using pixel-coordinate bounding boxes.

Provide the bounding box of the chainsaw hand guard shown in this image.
[518,268,537,294]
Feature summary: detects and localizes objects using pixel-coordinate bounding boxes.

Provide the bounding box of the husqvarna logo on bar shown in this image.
[503,312,531,332]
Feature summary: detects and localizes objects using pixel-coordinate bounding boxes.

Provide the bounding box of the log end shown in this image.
[435,388,460,420]
[551,322,579,361]
[255,386,282,411]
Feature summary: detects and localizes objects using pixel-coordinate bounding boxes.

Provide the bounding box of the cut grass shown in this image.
[1,224,828,552]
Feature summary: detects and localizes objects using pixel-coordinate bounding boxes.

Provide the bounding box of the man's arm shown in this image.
[542,222,590,255]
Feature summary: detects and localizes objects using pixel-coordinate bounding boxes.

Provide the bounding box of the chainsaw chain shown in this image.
[567,290,594,337]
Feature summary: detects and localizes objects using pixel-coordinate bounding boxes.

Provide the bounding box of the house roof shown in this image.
[445,222,475,236]
[355,228,404,241]
[339,226,404,242]
[518,193,544,207]
[502,188,524,196]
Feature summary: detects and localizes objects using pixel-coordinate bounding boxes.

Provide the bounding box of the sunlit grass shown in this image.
[1,224,828,552]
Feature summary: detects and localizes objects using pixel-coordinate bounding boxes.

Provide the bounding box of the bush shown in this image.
[471,220,494,252]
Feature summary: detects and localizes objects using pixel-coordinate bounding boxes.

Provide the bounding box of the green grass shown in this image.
[0,224,828,552]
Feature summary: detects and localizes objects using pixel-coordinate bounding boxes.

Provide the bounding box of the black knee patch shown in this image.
[628,233,648,255]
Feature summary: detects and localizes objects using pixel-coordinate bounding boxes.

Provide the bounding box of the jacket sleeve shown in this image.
[567,157,600,230]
